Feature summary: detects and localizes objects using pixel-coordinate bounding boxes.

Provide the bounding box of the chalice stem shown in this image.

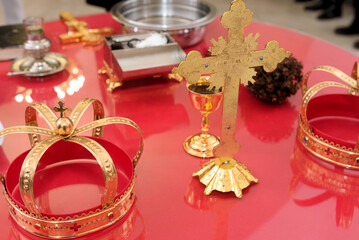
[201,113,209,135]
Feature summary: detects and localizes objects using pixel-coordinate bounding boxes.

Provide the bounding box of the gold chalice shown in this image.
[184,77,223,158]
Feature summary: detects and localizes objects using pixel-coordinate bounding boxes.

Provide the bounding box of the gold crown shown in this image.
[297,62,359,169]
[0,98,143,239]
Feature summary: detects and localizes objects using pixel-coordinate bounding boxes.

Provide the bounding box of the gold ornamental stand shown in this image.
[173,0,290,198]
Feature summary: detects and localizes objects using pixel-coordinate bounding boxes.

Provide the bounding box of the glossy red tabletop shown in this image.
[0,13,359,240]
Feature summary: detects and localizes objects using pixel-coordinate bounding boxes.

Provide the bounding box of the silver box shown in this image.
[103,32,186,81]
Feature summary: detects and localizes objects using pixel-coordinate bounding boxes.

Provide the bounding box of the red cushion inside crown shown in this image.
[307,94,359,149]
[5,137,134,218]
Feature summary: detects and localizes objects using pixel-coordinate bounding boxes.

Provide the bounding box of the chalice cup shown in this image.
[184,78,223,158]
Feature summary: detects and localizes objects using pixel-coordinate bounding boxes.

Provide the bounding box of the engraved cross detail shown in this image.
[325,148,332,155]
[70,223,81,232]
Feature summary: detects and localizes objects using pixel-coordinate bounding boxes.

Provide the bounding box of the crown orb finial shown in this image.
[56,117,74,136]
[53,100,74,136]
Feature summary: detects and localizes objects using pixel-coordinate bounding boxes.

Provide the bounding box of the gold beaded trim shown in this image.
[4,176,136,238]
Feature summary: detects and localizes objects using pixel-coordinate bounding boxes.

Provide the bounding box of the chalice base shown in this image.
[183,133,220,158]
[193,157,258,198]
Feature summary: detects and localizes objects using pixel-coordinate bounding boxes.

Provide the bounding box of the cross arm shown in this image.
[248,40,291,72]
[60,12,88,32]
[172,51,218,84]
[59,32,85,44]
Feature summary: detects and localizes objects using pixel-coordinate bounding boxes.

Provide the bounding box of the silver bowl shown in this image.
[110,0,217,48]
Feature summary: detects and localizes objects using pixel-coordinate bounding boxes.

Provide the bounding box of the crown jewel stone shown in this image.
[108,212,114,222]
[35,223,41,230]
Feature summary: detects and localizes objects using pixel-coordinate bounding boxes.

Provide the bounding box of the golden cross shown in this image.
[59,12,114,46]
[173,0,290,198]
[53,100,71,118]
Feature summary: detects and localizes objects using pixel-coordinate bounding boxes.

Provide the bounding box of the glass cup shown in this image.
[23,16,52,73]
[24,16,45,41]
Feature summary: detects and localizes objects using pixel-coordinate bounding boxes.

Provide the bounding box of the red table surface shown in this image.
[0,13,359,240]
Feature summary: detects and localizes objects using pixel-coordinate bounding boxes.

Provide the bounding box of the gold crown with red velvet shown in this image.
[297,62,359,169]
[0,98,143,238]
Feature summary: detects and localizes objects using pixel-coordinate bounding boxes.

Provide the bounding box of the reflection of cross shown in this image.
[59,11,114,46]
[70,223,81,232]
[53,100,71,118]
[173,0,290,197]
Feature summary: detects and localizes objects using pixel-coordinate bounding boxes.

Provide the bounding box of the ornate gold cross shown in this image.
[173,0,290,198]
[59,12,114,46]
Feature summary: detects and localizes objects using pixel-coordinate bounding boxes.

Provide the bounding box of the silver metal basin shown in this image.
[110,0,217,48]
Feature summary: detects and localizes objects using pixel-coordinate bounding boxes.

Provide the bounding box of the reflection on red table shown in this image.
[0,13,358,240]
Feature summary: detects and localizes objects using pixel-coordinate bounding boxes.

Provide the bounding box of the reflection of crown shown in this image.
[290,141,359,228]
[297,63,359,169]
[0,98,143,238]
